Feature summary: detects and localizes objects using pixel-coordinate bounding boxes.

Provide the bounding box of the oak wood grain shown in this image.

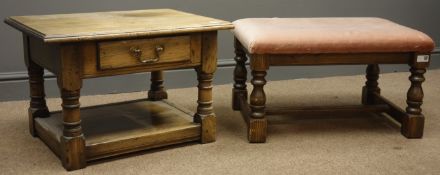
[34,100,201,161]
[58,44,86,170]
[194,31,218,143]
[98,35,191,70]
[7,9,229,170]
[5,9,233,43]
[81,35,202,78]
[28,36,61,74]
[25,34,50,137]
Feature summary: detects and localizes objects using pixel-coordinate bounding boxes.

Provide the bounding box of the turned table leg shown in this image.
[59,87,85,170]
[27,59,49,137]
[362,64,381,105]
[24,35,49,137]
[57,44,86,170]
[232,38,248,110]
[402,60,427,138]
[194,31,217,143]
[148,71,168,101]
[195,69,215,143]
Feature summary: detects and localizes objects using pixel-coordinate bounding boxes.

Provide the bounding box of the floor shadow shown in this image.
[265,112,401,136]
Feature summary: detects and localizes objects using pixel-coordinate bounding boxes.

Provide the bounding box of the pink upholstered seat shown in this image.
[233,18,435,54]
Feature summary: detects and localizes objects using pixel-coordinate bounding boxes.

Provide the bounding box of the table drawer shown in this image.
[98,35,191,70]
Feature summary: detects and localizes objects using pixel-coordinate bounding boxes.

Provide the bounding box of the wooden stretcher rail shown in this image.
[372,92,407,124]
[265,104,390,115]
[239,94,250,125]
[238,91,393,118]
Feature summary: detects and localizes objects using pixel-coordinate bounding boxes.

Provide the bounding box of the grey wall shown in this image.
[1,0,439,101]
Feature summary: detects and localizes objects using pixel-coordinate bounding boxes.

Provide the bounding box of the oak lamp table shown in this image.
[232,18,435,143]
[5,9,233,170]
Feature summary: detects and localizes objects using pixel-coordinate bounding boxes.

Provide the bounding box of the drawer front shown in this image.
[98,35,191,70]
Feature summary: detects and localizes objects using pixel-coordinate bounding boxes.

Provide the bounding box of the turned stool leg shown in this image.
[402,61,427,138]
[232,38,248,110]
[148,71,168,101]
[249,70,267,143]
[27,58,49,137]
[362,64,381,105]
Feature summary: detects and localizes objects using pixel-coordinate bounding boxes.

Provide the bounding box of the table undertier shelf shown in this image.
[34,99,201,161]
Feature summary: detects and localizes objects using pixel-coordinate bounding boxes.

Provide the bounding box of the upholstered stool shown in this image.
[232,17,435,143]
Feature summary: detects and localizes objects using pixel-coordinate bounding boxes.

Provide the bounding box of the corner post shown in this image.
[232,37,248,110]
[362,64,381,105]
[58,43,86,170]
[24,34,49,137]
[248,54,268,143]
[148,71,168,101]
[195,31,217,143]
[402,54,429,138]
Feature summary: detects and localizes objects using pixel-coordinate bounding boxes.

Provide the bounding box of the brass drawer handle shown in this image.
[129,45,164,63]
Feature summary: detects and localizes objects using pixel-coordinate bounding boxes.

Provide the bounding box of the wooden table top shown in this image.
[4,9,234,43]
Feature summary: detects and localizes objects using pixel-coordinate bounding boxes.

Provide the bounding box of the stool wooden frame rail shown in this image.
[232,37,431,143]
